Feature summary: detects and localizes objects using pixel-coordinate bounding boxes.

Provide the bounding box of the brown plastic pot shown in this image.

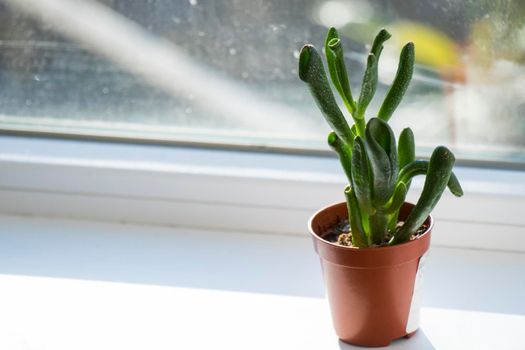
[309,202,432,347]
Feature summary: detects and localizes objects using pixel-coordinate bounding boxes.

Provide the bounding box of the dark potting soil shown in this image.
[322,218,350,243]
[323,218,429,248]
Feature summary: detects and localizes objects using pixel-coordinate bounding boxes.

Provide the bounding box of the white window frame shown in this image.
[1,134,524,253]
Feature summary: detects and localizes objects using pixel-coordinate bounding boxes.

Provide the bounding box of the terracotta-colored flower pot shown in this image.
[309,201,432,347]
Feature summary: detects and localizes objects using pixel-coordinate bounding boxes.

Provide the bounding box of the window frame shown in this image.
[1,134,524,253]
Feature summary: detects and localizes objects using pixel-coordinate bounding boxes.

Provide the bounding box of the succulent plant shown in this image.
[299,28,463,247]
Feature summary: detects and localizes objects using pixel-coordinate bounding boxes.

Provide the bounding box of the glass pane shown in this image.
[0,0,524,164]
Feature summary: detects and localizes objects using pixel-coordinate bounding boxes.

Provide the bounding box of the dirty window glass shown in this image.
[0,0,524,165]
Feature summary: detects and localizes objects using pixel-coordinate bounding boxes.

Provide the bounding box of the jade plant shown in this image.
[299,28,463,247]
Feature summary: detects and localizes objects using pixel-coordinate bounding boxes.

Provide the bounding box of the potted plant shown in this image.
[299,28,463,347]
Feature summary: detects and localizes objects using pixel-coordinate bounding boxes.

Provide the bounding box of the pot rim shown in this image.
[308,201,434,252]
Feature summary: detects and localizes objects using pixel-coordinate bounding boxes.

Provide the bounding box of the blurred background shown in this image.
[0,0,524,165]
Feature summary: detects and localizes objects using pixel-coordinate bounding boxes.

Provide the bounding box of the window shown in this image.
[1,4,524,347]
[0,0,524,164]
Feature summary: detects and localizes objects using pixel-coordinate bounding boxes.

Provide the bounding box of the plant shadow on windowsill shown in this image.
[337,330,435,350]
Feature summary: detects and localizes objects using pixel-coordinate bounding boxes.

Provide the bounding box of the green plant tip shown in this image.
[371,28,392,57]
[378,28,391,39]
[326,27,339,39]
[328,38,341,50]
[327,132,337,145]
[298,45,312,82]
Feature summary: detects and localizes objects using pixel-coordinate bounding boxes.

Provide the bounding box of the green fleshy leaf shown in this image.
[398,128,415,169]
[398,160,463,197]
[365,118,398,205]
[351,136,375,215]
[392,146,456,244]
[328,131,353,183]
[355,53,378,124]
[377,42,415,122]
[325,28,356,114]
[299,44,354,146]
[447,171,464,197]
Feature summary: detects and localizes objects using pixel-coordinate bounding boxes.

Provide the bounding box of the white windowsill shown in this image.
[1,214,524,350]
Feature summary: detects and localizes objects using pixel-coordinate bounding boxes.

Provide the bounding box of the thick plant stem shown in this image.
[345,186,367,247]
[384,182,407,214]
[368,209,389,245]
[353,118,366,138]
[387,212,398,232]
